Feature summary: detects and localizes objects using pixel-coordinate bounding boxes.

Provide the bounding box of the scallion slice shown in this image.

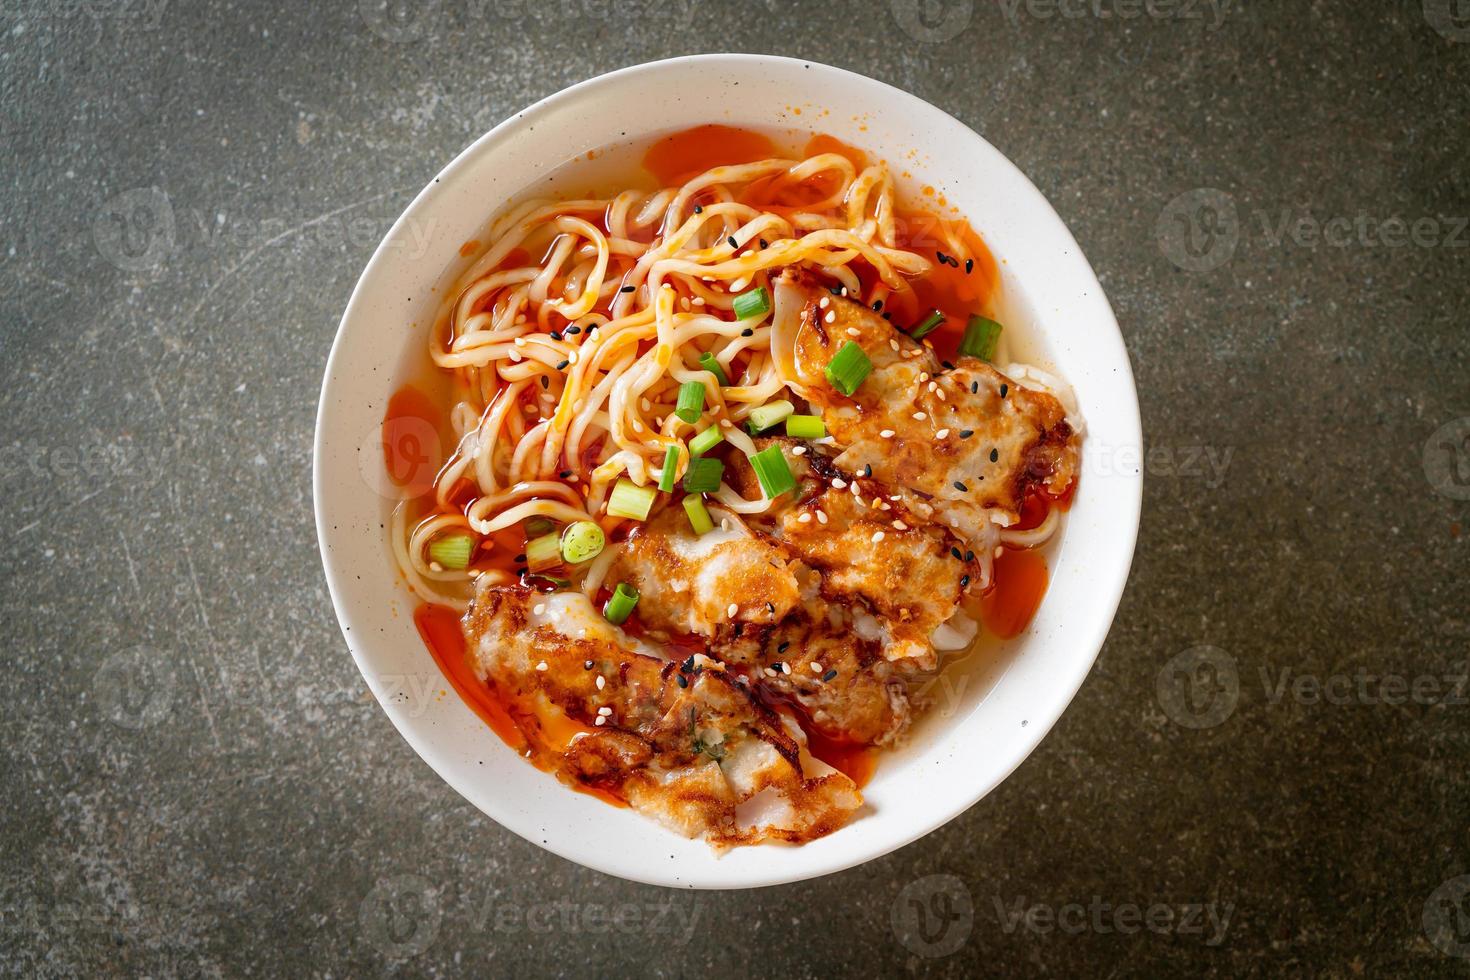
[657,444,680,492]
[909,309,945,340]
[427,532,476,570]
[681,456,724,494]
[689,425,724,457]
[525,531,563,573]
[607,478,657,520]
[682,494,714,535]
[785,414,826,439]
[732,285,771,320]
[744,399,794,435]
[674,381,706,424]
[958,315,1003,361]
[824,341,872,396]
[524,516,557,537]
[602,583,639,625]
[559,521,605,564]
[698,352,728,386]
[748,445,797,499]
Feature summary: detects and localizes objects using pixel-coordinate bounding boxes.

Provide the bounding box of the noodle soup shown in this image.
[385,126,1082,847]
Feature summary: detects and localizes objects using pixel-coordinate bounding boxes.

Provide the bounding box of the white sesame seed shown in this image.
[893,520,908,530]
[594,716,606,726]
[819,296,830,309]
[919,373,930,382]
[595,675,606,690]
[567,350,578,364]
[936,428,950,439]
[879,429,895,439]
[533,603,546,615]
[928,381,938,393]
[872,531,886,543]
[598,706,612,716]
[693,296,706,306]
[797,512,813,523]
[912,411,926,421]
[727,603,739,618]
[936,388,946,401]
[428,561,443,572]
[514,336,527,347]
[536,661,548,672]
[719,418,732,428]
[730,276,750,291]
[825,311,836,323]
[889,339,900,352]
[765,667,777,677]
[832,477,847,489]
[810,662,824,674]
[509,350,523,362]
[816,510,828,525]
[846,327,861,337]
[632,421,644,433]
[780,662,790,674]
[889,494,902,501]
[640,397,651,411]
[792,445,807,456]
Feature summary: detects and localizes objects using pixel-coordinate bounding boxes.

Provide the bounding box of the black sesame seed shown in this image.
[777,641,790,653]
[682,656,695,673]
[676,673,688,688]
[954,481,968,492]
[971,381,979,394]
[965,550,975,562]
[960,430,974,439]
[549,331,562,341]
[759,238,769,249]
[539,375,549,389]
[555,359,569,370]
[950,546,963,560]
[1000,383,1008,398]
[936,250,949,264]
[559,470,572,479]
[693,204,703,213]
[872,300,883,312]
[619,285,635,293]
[965,258,974,274]
[740,328,753,337]
[823,669,837,682]
[863,464,873,478]
[941,360,955,371]
[728,236,739,249]
[990,448,999,462]
[961,574,971,587]
[583,660,594,670]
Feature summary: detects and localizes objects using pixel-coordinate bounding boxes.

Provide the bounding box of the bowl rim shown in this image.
[313,53,1143,889]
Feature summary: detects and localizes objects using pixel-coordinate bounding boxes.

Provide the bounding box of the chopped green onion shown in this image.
[824,341,872,396]
[785,414,826,439]
[681,456,725,493]
[689,425,724,457]
[698,352,728,386]
[607,478,657,520]
[682,494,714,535]
[526,531,563,573]
[748,445,797,499]
[427,532,476,570]
[602,583,640,625]
[745,399,794,435]
[674,381,706,424]
[732,286,771,320]
[657,444,680,492]
[559,521,605,564]
[958,315,1003,360]
[909,309,945,340]
[524,516,557,537]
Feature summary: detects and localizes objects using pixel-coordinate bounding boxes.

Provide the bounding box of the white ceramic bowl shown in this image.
[314,54,1142,889]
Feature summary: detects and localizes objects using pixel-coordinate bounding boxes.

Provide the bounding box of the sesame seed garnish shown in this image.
[533,603,546,615]
[990,448,999,462]
[846,327,860,337]
[583,660,594,670]
[810,661,824,674]
[819,296,830,309]
[871,530,886,543]
[741,327,754,337]
[759,238,769,249]
[536,661,548,672]
[764,667,777,677]
[555,359,569,370]
[832,477,847,489]
[632,420,644,433]
[950,546,963,560]
[936,428,950,439]
[568,350,578,364]
[965,550,975,561]
[676,673,688,688]
[927,381,938,393]
[620,285,635,293]
[954,481,968,492]
[549,330,562,341]
[728,236,739,249]
[965,258,974,274]
[719,418,732,428]
[640,398,651,411]
[889,339,900,351]
[565,326,581,335]
[971,381,979,394]
[727,603,739,618]
[941,360,955,370]
[797,512,813,523]
[936,388,946,401]
[863,464,873,477]
[825,311,836,324]
[428,561,443,572]
[514,336,527,347]
[893,520,908,530]
[1000,383,1008,398]
[912,411,926,421]
[816,509,828,525]
[959,430,974,439]
[792,445,807,456]
[596,675,606,690]
[879,429,895,439]
[919,372,930,382]
[961,574,970,587]
[823,669,838,682]
[594,716,606,726]
[693,204,703,213]
[872,300,884,312]
[598,706,613,717]
[539,375,549,389]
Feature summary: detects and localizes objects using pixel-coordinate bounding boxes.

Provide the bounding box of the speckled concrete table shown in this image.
[3,1,1468,975]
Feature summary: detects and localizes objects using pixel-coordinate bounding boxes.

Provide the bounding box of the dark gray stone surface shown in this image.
[3,0,1468,975]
